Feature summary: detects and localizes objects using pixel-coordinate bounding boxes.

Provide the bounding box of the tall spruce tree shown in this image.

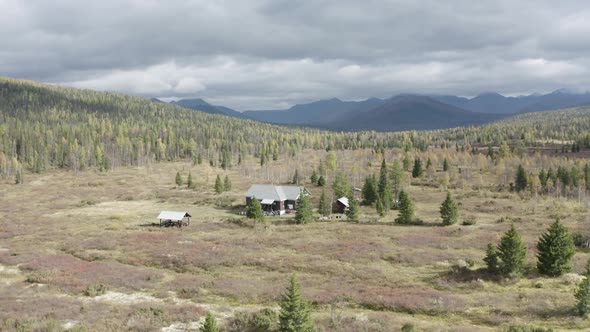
[175,171,183,187]
[295,191,313,224]
[310,170,318,185]
[378,159,392,212]
[575,259,590,317]
[200,312,220,332]
[278,274,315,332]
[440,192,459,225]
[390,159,405,202]
[497,224,527,277]
[362,174,377,205]
[292,170,300,185]
[484,243,499,274]
[515,165,528,192]
[247,196,264,222]
[395,190,414,224]
[318,190,331,217]
[214,175,223,194]
[223,175,232,192]
[187,172,193,188]
[346,195,359,222]
[536,219,575,276]
[412,158,423,178]
[443,158,449,172]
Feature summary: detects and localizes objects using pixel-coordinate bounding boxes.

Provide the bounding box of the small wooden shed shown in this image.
[157,211,191,227]
[333,197,349,214]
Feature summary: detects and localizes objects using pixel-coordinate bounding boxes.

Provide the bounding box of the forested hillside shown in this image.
[1,77,590,179]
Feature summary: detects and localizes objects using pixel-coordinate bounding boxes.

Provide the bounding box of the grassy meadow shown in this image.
[1,148,589,331]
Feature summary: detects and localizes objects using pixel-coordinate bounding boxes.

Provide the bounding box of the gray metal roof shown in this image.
[157,211,191,221]
[246,184,307,201]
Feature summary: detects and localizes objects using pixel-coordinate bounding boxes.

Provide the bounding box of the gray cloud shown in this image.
[1,0,589,109]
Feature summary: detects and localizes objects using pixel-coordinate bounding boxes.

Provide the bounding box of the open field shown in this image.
[1,149,590,331]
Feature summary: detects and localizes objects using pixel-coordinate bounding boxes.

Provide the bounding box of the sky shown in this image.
[1,0,590,110]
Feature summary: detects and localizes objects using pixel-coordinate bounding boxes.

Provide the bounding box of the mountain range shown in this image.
[166,89,590,131]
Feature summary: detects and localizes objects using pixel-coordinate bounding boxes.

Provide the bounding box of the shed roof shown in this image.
[246,184,307,201]
[157,211,191,221]
[337,197,350,207]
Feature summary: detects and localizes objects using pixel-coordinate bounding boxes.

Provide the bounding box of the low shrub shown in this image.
[462,218,477,226]
[84,283,107,297]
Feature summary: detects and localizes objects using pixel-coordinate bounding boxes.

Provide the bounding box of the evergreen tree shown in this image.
[362,174,377,205]
[426,158,432,169]
[378,159,392,211]
[538,169,547,192]
[584,163,590,191]
[375,196,385,217]
[484,243,499,274]
[536,219,575,276]
[278,274,315,332]
[310,170,318,185]
[412,158,423,178]
[497,224,527,277]
[332,173,352,198]
[443,158,449,172]
[295,191,313,224]
[318,190,331,217]
[439,191,459,225]
[15,169,23,184]
[390,159,405,202]
[175,171,183,187]
[317,175,326,187]
[187,172,193,188]
[395,190,414,224]
[214,175,223,194]
[223,175,232,192]
[247,196,265,222]
[575,259,590,317]
[197,153,203,165]
[292,170,300,185]
[200,312,220,332]
[346,195,359,222]
[515,164,528,192]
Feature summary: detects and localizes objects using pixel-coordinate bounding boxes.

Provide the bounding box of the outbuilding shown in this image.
[157,211,191,227]
[333,197,349,214]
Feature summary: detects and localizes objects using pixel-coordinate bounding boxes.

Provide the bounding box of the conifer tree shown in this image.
[292,170,300,185]
[295,191,313,224]
[223,175,232,192]
[584,163,590,191]
[390,159,405,202]
[187,172,193,188]
[412,158,423,178]
[318,190,331,217]
[440,191,459,225]
[375,196,385,217]
[332,173,352,198]
[15,169,23,184]
[310,170,318,185]
[484,243,499,274]
[378,159,392,211]
[214,175,223,194]
[395,190,414,224]
[197,153,203,165]
[175,171,183,187]
[515,164,528,192]
[200,312,220,332]
[536,219,575,276]
[443,158,449,172]
[426,158,432,169]
[247,196,264,222]
[575,259,590,317]
[362,174,377,205]
[278,274,315,332]
[497,224,527,277]
[346,195,359,222]
[317,175,326,187]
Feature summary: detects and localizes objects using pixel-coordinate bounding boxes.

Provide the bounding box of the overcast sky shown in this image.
[2,0,590,110]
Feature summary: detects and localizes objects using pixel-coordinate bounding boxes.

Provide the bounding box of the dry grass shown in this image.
[0,149,589,331]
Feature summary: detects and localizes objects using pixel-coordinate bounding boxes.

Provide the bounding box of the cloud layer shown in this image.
[1,0,589,109]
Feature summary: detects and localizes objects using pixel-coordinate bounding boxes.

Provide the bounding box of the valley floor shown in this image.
[1,158,589,331]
